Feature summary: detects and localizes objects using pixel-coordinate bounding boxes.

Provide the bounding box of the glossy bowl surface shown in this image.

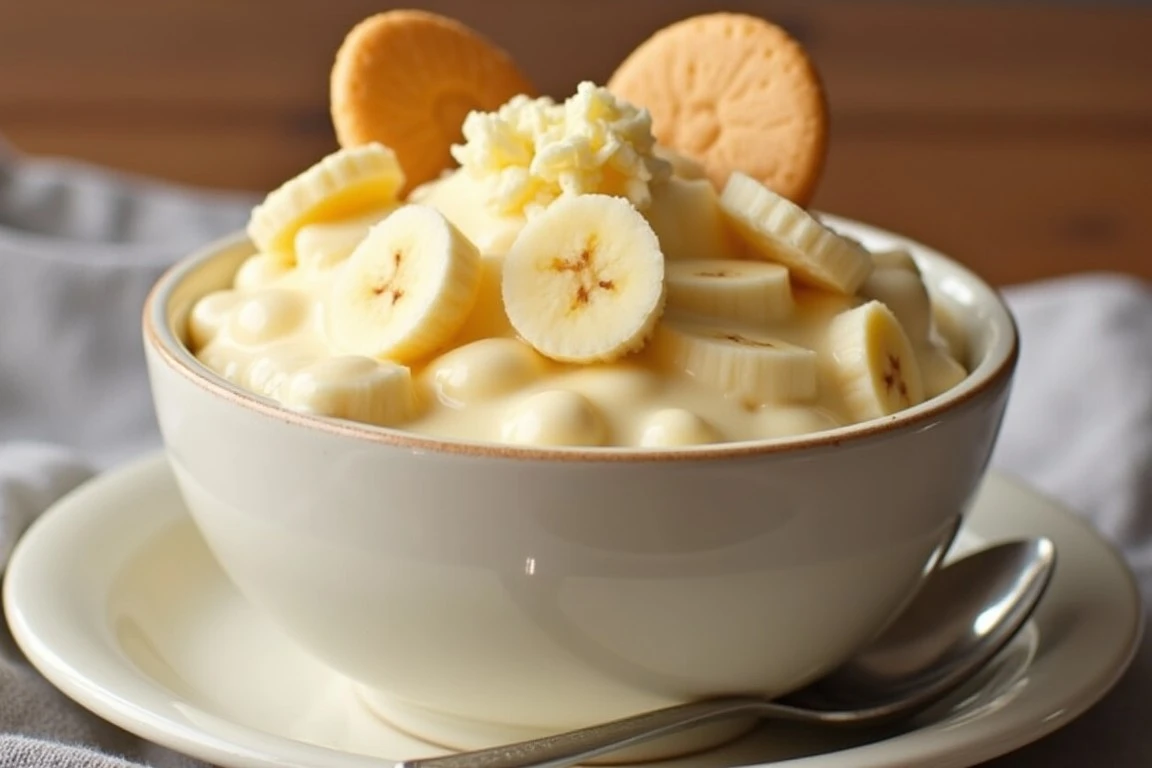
[142,215,1018,756]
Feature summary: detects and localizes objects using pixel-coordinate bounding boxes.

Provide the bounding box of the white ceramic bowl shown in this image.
[142,216,1017,758]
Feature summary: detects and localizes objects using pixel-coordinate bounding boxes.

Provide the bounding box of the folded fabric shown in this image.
[0,147,1149,768]
[0,151,253,470]
[994,274,1152,589]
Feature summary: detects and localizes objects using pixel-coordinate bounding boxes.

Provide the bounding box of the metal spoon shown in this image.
[399,536,1055,768]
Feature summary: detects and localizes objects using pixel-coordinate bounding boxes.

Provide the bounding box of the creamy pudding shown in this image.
[188,84,967,448]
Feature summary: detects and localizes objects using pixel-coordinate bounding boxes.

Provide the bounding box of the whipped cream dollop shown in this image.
[450,82,672,216]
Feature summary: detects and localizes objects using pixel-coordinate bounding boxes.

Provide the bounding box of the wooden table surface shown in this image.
[1,0,1149,286]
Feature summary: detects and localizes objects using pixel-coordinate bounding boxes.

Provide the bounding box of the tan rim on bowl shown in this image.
[142,215,1019,463]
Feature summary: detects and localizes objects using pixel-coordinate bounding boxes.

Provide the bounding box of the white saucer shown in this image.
[4,453,1143,768]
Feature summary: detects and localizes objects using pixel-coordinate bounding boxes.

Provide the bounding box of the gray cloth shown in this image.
[0,144,1149,768]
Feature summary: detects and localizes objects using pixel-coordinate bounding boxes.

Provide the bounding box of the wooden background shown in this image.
[1,0,1149,285]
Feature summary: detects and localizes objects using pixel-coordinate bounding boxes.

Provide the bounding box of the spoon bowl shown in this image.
[399,537,1056,768]
[778,535,1055,719]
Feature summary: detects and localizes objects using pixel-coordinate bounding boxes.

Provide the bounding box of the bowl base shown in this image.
[356,687,758,764]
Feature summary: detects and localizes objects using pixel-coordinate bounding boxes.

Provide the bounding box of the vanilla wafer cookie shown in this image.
[331,10,536,193]
[608,12,828,205]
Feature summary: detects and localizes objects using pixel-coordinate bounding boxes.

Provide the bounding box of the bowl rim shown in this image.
[142,214,1019,463]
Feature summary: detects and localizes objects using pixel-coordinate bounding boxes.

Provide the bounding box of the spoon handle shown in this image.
[396,696,772,768]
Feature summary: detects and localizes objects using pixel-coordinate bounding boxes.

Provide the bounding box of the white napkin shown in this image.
[0,145,1149,768]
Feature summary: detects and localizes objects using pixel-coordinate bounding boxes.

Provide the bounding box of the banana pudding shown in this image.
[187,16,968,449]
[188,83,966,448]
[147,12,1017,757]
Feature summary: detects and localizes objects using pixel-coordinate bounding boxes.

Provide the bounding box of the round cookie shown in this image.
[608,12,828,205]
[331,10,536,193]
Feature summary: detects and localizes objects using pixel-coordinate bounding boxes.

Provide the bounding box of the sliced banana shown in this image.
[720,172,873,294]
[828,300,925,421]
[196,344,249,385]
[248,143,406,262]
[294,206,396,272]
[859,264,932,342]
[234,253,291,291]
[645,177,739,261]
[651,319,818,405]
[245,344,321,398]
[329,204,482,364]
[932,303,970,365]
[424,338,546,406]
[665,260,793,324]
[278,355,417,427]
[870,247,919,273]
[918,344,969,399]
[502,194,666,364]
[227,289,309,346]
[500,390,609,447]
[187,290,242,350]
[638,408,720,447]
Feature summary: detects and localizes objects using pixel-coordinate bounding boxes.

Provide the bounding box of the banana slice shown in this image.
[424,338,546,406]
[638,408,720,447]
[278,355,417,426]
[870,247,919,273]
[932,303,969,365]
[328,204,482,363]
[918,344,968,399]
[651,319,818,405]
[294,206,396,272]
[197,344,250,385]
[665,260,793,324]
[859,263,932,342]
[245,344,322,398]
[502,194,666,364]
[187,290,242,350]
[719,172,872,294]
[248,143,406,262]
[645,177,739,262]
[828,300,925,420]
[500,390,609,447]
[234,253,291,291]
[227,289,309,346]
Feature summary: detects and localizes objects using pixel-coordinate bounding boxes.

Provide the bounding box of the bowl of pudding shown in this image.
[142,12,1017,761]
